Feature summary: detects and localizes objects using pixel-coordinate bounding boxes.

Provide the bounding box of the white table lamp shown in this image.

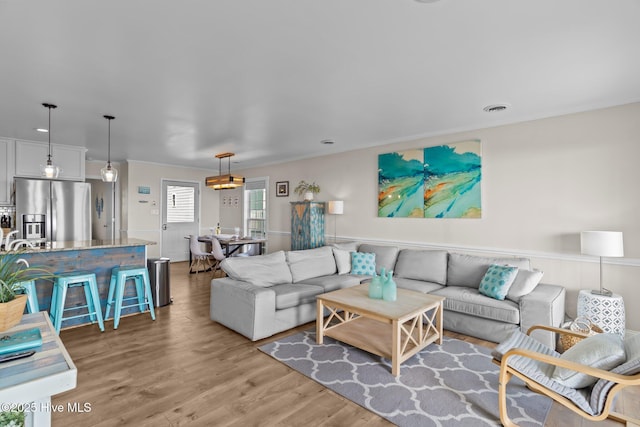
[328,200,344,243]
[580,231,624,296]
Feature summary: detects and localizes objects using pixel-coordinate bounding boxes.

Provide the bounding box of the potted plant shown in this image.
[0,249,52,332]
[294,180,321,201]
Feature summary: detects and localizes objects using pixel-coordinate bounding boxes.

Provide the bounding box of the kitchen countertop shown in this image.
[18,238,156,252]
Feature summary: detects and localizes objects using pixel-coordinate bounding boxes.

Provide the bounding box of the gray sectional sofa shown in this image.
[210,243,566,348]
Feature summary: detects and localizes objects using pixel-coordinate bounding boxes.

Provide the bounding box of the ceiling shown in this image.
[1,0,639,171]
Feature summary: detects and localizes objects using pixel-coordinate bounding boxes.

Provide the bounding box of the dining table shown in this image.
[198,234,266,257]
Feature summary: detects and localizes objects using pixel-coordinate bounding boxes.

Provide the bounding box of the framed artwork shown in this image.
[276,181,289,197]
[378,140,482,218]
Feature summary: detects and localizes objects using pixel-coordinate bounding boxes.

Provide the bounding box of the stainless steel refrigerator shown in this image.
[15,178,91,243]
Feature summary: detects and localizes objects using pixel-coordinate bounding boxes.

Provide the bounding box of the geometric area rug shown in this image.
[259,330,552,427]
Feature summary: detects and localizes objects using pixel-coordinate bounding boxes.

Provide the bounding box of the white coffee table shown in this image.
[316,284,444,377]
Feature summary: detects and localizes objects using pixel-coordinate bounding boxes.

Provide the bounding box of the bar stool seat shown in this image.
[50,272,105,334]
[104,265,156,329]
[18,280,40,313]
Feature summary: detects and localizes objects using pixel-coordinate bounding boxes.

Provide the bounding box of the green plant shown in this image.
[0,249,52,303]
[294,180,321,197]
[0,409,24,427]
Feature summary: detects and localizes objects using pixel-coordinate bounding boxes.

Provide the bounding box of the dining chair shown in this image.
[189,235,214,275]
[210,237,226,277]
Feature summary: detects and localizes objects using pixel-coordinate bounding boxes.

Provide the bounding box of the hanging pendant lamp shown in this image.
[205,152,245,190]
[41,103,60,179]
[101,115,118,182]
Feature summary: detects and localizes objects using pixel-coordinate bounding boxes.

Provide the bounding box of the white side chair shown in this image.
[210,238,226,277]
[189,235,215,275]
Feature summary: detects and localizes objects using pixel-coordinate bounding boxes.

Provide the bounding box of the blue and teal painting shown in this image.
[378,149,425,218]
[378,140,481,218]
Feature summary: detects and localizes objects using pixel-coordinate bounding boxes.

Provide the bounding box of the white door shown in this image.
[161,180,199,261]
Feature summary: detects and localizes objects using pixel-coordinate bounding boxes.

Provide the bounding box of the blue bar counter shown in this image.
[17,238,156,329]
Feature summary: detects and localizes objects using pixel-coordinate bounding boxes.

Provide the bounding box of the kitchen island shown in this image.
[18,238,156,329]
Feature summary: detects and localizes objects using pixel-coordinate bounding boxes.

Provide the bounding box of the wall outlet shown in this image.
[150,209,159,215]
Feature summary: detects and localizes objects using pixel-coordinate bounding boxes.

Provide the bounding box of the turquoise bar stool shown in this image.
[18,280,40,313]
[104,265,156,329]
[49,272,105,334]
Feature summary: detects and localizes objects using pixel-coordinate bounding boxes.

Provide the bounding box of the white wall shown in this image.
[238,103,640,331]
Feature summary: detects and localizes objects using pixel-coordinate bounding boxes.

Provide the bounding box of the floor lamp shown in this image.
[328,201,344,243]
[580,231,624,296]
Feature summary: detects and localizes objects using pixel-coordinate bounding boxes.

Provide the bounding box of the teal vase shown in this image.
[382,270,397,302]
[369,273,383,299]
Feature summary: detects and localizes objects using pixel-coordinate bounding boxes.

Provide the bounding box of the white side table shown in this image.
[577,289,625,337]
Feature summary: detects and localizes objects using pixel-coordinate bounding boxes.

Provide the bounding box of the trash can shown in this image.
[147,257,172,307]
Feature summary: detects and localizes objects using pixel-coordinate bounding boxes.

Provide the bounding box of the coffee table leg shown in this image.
[316,299,324,344]
[392,319,400,376]
[436,302,443,345]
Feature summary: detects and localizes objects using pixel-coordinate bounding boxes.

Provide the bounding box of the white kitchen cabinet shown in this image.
[15,140,86,181]
[0,138,15,204]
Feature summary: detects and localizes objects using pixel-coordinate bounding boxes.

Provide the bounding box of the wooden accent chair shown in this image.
[492,324,640,427]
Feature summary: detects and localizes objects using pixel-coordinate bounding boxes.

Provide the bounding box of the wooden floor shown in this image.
[52,262,639,426]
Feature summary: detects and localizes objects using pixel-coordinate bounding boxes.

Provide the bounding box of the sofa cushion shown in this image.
[446,253,531,288]
[552,333,626,388]
[431,286,520,324]
[271,283,325,310]
[479,264,519,300]
[394,249,448,285]
[393,277,444,294]
[300,274,363,293]
[506,269,544,303]
[351,252,376,275]
[332,241,359,252]
[221,250,292,287]
[287,246,337,283]
[332,248,351,274]
[358,244,399,275]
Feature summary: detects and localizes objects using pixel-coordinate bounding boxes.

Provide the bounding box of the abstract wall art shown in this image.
[378,140,481,218]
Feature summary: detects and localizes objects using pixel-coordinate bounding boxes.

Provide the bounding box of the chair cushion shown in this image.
[220,250,292,287]
[393,249,448,285]
[332,248,351,275]
[351,252,376,275]
[506,269,544,303]
[447,253,531,288]
[431,286,520,324]
[590,333,640,414]
[287,246,337,283]
[478,264,519,300]
[552,333,626,388]
[492,330,595,415]
[358,244,399,275]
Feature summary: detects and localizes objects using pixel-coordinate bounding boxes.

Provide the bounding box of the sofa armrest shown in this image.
[519,283,566,350]
[210,277,277,341]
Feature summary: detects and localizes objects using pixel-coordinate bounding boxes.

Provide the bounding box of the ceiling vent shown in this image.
[483,104,510,113]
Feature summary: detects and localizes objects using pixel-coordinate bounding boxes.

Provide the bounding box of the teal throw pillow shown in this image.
[479,264,519,300]
[351,252,376,275]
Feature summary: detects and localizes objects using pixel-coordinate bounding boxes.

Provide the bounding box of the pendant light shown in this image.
[101,115,118,182]
[205,152,245,190]
[41,103,60,179]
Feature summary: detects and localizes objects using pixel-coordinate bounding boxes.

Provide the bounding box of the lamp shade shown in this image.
[580,231,624,257]
[328,200,344,215]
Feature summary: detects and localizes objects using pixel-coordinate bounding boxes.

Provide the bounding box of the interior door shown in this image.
[161,180,199,261]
